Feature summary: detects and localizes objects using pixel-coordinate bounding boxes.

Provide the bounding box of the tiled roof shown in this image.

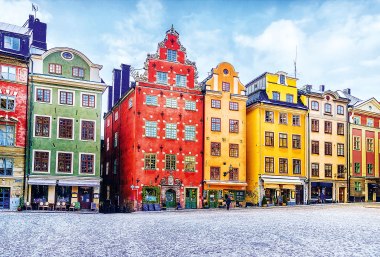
[336,90,362,106]
[247,90,308,110]
[0,22,30,35]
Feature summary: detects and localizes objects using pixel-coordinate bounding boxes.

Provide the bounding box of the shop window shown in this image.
[56,186,71,203]
[31,185,48,204]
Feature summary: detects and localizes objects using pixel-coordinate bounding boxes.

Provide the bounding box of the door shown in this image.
[208,190,218,208]
[78,187,93,209]
[0,187,10,209]
[185,188,197,209]
[165,189,176,208]
[339,188,345,203]
[295,186,303,205]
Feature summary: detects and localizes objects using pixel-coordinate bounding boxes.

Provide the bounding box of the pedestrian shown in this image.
[226,196,231,211]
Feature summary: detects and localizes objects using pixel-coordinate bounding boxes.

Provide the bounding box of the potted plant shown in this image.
[282,196,287,206]
[261,196,268,207]
[17,196,24,211]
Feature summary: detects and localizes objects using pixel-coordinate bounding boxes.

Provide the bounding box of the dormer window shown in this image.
[273,91,280,101]
[279,74,285,85]
[72,67,84,78]
[157,72,168,84]
[4,36,20,51]
[49,64,62,75]
[167,49,177,62]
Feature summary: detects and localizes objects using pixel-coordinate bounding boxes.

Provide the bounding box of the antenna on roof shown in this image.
[32,3,38,18]
[294,45,297,78]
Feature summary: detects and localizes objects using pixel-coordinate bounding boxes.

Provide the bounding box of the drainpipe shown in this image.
[25,57,34,203]
[307,97,311,204]
[347,108,351,202]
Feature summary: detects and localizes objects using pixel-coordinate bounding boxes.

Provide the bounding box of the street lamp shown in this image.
[223,164,233,177]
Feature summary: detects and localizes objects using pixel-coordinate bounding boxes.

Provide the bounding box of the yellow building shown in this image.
[246,71,307,206]
[300,85,349,203]
[202,62,247,208]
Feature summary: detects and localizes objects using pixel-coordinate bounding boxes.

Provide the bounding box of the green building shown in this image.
[27,47,106,210]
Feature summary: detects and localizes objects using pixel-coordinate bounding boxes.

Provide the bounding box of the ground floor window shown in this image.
[56,186,71,203]
[31,185,49,203]
[142,186,160,203]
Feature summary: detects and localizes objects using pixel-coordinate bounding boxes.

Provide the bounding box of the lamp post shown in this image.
[223,164,233,178]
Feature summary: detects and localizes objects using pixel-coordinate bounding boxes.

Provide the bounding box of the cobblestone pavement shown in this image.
[1,204,379,257]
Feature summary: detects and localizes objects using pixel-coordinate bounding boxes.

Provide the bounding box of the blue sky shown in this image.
[2,0,380,103]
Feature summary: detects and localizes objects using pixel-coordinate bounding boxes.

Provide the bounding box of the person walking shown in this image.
[226,196,231,211]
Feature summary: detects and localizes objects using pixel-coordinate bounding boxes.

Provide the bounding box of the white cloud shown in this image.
[0,0,52,25]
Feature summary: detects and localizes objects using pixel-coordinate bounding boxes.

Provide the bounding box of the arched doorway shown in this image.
[165,189,176,208]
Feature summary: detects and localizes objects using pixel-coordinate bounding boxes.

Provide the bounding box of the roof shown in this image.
[0,22,30,35]
[247,89,308,110]
[336,90,362,106]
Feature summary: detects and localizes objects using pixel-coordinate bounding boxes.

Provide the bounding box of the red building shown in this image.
[103,27,204,211]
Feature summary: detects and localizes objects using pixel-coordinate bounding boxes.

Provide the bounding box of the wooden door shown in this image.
[339,188,345,203]
[165,189,176,208]
[208,190,218,208]
[0,187,10,209]
[78,187,92,209]
[185,188,197,209]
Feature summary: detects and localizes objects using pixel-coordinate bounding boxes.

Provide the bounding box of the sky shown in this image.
[1,0,380,108]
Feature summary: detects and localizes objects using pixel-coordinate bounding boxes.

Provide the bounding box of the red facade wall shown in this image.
[352,128,362,177]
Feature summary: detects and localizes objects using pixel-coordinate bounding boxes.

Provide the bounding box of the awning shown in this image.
[204,181,248,187]
[28,178,57,186]
[281,185,295,190]
[58,179,100,187]
[264,184,280,189]
[312,182,333,188]
[261,175,305,185]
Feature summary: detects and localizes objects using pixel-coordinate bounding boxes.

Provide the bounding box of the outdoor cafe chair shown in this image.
[69,202,76,211]
[43,202,49,211]
[55,202,61,211]
[25,202,32,210]
[38,202,44,210]
[61,202,67,211]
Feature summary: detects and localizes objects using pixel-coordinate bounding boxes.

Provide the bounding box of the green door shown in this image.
[165,189,176,208]
[185,188,197,209]
[208,190,218,208]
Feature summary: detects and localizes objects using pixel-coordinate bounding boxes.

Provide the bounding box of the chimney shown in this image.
[305,85,312,92]
[319,85,325,92]
[112,69,122,105]
[108,86,113,111]
[343,88,351,95]
[120,64,131,96]
[29,15,47,51]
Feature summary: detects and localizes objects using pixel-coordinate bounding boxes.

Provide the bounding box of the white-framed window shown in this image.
[324,103,332,114]
[56,151,73,174]
[311,101,319,111]
[81,93,96,108]
[176,75,186,87]
[0,65,16,81]
[49,64,62,75]
[4,36,20,51]
[146,95,158,106]
[0,95,15,111]
[157,72,168,84]
[34,115,51,138]
[185,125,195,141]
[166,123,177,139]
[337,105,344,115]
[185,101,196,111]
[72,67,84,78]
[115,111,119,121]
[279,113,287,124]
[32,150,50,173]
[0,124,15,146]
[59,90,74,105]
[167,49,177,62]
[166,98,177,108]
[145,121,157,138]
[353,116,360,125]
[0,158,13,176]
[57,117,74,140]
[79,153,95,175]
[80,120,95,141]
[35,87,52,103]
[367,118,374,127]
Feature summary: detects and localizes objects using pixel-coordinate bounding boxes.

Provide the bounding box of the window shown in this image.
[211,118,221,131]
[184,156,195,172]
[211,99,221,109]
[146,95,158,106]
[228,168,239,181]
[106,138,109,151]
[279,113,287,124]
[167,49,177,62]
[367,164,373,175]
[49,64,62,75]
[144,154,156,170]
[265,157,274,173]
[292,135,301,149]
[286,94,293,103]
[272,91,280,101]
[311,141,319,154]
[113,159,118,174]
[176,75,186,87]
[166,98,177,108]
[4,36,20,51]
[337,144,344,156]
[337,105,344,115]
[106,162,109,175]
[279,74,285,85]
[115,112,119,121]
[367,138,374,152]
[0,125,14,146]
[0,158,13,176]
[185,101,196,111]
[353,117,360,125]
[80,154,94,174]
[145,121,157,138]
[34,151,49,172]
[367,118,374,127]
[229,102,239,111]
[59,91,73,105]
[293,159,301,174]
[325,142,332,155]
[292,115,300,126]
[311,101,319,111]
[337,123,344,135]
[265,132,274,146]
[279,133,288,148]
[324,121,332,134]
[353,136,360,150]
[211,142,221,156]
[311,119,319,132]
[157,72,168,84]
[279,158,288,173]
[324,103,332,114]
[210,167,220,180]
[222,82,230,92]
[165,154,176,171]
[57,152,72,173]
[265,111,274,123]
[337,165,345,178]
[0,95,15,111]
[82,94,95,108]
[311,163,319,177]
[114,132,118,147]
[229,144,239,157]
[354,163,360,174]
[166,123,177,139]
[35,116,50,137]
[128,98,133,108]
[229,119,239,133]
[0,65,16,81]
[184,125,195,141]
[325,164,332,178]
[354,182,361,192]
[58,118,73,139]
[36,88,51,103]
[72,67,84,78]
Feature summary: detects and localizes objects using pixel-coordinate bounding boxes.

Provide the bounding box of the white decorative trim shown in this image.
[33,114,52,139]
[80,92,97,108]
[57,116,75,141]
[34,86,52,104]
[32,149,51,174]
[79,119,97,142]
[57,89,76,106]
[78,152,96,176]
[56,151,74,174]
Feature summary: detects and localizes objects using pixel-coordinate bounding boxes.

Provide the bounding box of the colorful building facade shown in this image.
[201,62,247,208]
[103,27,204,210]
[246,72,308,206]
[27,47,106,210]
[301,85,349,203]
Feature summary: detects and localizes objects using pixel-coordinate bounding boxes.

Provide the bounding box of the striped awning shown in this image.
[28,178,57,186]
[58,179,100,187]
